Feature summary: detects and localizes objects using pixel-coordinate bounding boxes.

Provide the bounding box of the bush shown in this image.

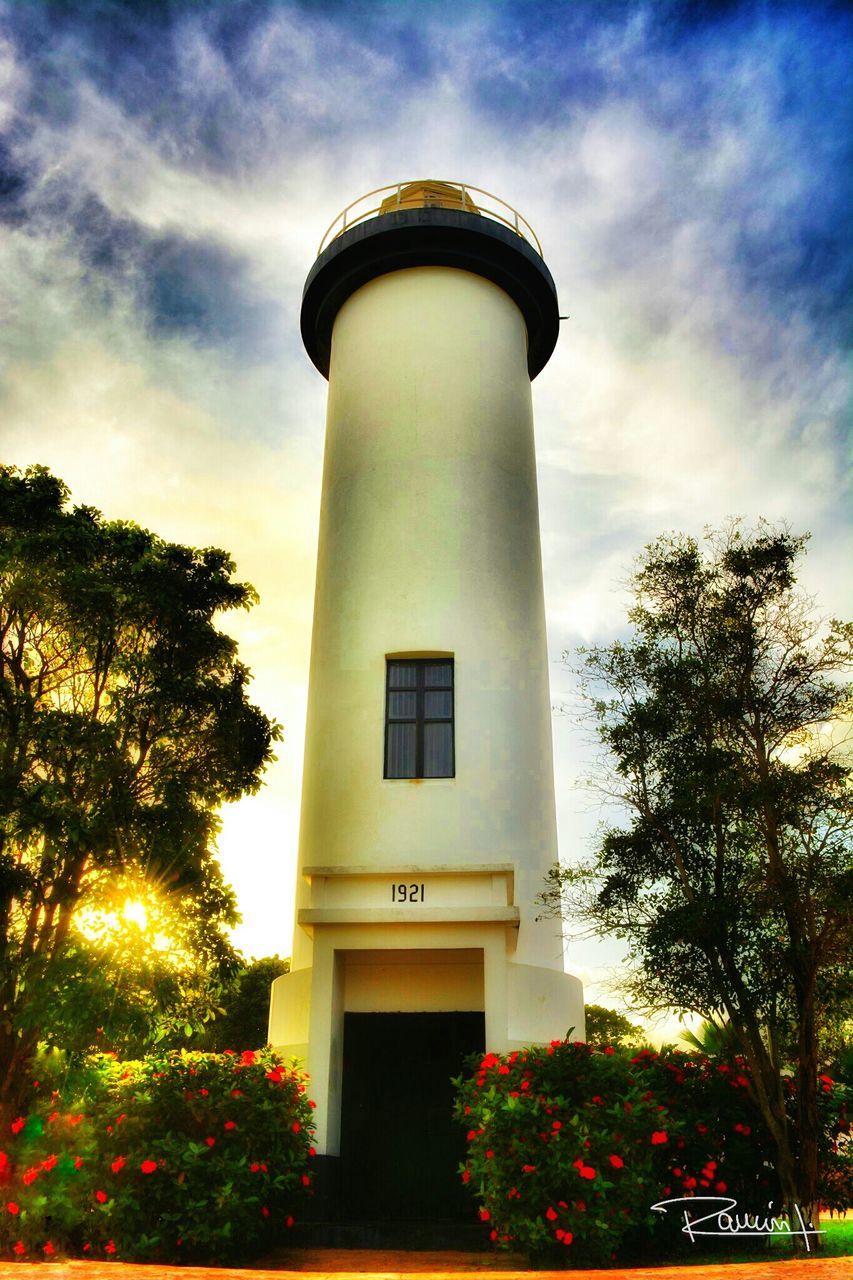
[454,1040,681,1265]
[1,1048,315,1263]
[453,1040,850,1266]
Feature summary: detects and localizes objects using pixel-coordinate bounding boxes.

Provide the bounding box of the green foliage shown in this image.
[584,1004,646,1049]
[0,1049,315,1262]
[0,465,282,1102]
[201,955,291,1053]
[454,1040,850,1266]
[540,521,852,1221]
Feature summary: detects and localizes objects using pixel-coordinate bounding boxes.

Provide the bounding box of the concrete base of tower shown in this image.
[268,950,584,1156]
[506,962,585,1047]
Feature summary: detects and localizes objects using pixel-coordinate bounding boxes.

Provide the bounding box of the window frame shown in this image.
[384,658,455,779]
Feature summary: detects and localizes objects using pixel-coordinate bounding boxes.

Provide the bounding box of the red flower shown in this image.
[111,1156,125,1173]
[231,1089,243,1098]
[291,1121,301,1133]
[286,1216,295,1228]
[308,1100,316,1108]
[695,1122,708,1134]
[608,1154,624,1168]
[559,1231,573,1245]
[715,1181,728,1193]
[7,1201,19,1214]
[683,1176,697,1189]
[95,1190,108,1204]
[498,1065,510,1075]
[651,1131,668,1144]
[241,1050,257,1065]
[479,1208,490,1221]
[250,1162,262,1172]
[74,1157,84,1170]
[461,1170,470,1184]
[308,1147,316,1158]
[266,1069,283,1083]
[485,1150,494,1159]
[48,1110,59,1122]
[140,1159,158,1173]
[590,1095,603,1104]
[13,1241,25,1255]
[301,1173,311,1186]
[199,1088,209,1097]
[603,1046,615,1055]
[521,1164,536,1174]
[578,1166,596,1180]
[43,1242,55,1256]
[224,1121,237,1131]
[261,1206,270,1217]
[545,1206,558,1221]
[105,1240,116,1254]
[574,1200,586,1212]
[551,1120,562,1131]
[22,1167,39,1186]
[205,1137,216,1147]
[42,1154,57,1172]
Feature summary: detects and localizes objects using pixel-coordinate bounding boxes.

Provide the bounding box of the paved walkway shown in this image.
[0,1249,850,1279]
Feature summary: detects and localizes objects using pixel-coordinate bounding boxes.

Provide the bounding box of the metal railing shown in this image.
[318,180,543,257]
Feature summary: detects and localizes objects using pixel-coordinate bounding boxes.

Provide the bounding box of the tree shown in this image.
[539,522,852,1233]
[201,955,291,1052]
[0,465,281,1106]
[583,1002,646,1049]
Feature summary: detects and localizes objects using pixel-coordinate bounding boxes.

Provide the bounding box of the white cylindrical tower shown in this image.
[270,182,583,1193]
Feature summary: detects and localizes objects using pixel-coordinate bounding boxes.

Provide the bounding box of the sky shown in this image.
[1,0,851,1033]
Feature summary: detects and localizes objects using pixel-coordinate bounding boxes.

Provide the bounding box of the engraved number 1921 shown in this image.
[392,882,425,903]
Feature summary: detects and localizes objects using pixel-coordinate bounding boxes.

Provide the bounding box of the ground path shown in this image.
[0,1249,850,1279]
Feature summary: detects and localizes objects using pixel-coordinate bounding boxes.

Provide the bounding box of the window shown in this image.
[384,659,454,778]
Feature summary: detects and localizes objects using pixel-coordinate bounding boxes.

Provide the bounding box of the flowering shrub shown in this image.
[0,1048,315,1263]
[454,1040,683,1265]
[454,1040,850,1266]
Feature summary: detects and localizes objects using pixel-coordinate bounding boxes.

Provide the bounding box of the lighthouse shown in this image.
[270,180,584,1218]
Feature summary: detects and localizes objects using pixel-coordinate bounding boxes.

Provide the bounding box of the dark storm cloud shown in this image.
[4,0,417,179]
[0,138,28,225]
[3,0,851,377]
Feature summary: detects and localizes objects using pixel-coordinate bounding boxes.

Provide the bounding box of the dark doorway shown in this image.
[339,1011,485,1221]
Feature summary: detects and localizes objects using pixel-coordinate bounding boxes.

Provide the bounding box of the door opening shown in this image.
[339,1011,485,1220]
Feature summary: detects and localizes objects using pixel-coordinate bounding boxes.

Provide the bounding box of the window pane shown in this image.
[423,722,453,777]
[424,663,453,688]
[388,663,417,689]
[424,690,452,718]
[386,722,417,777]
[388,690,417,719]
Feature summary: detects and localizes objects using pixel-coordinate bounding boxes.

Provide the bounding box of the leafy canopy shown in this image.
[0,465,281,1097]
[539,521,852,1223]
